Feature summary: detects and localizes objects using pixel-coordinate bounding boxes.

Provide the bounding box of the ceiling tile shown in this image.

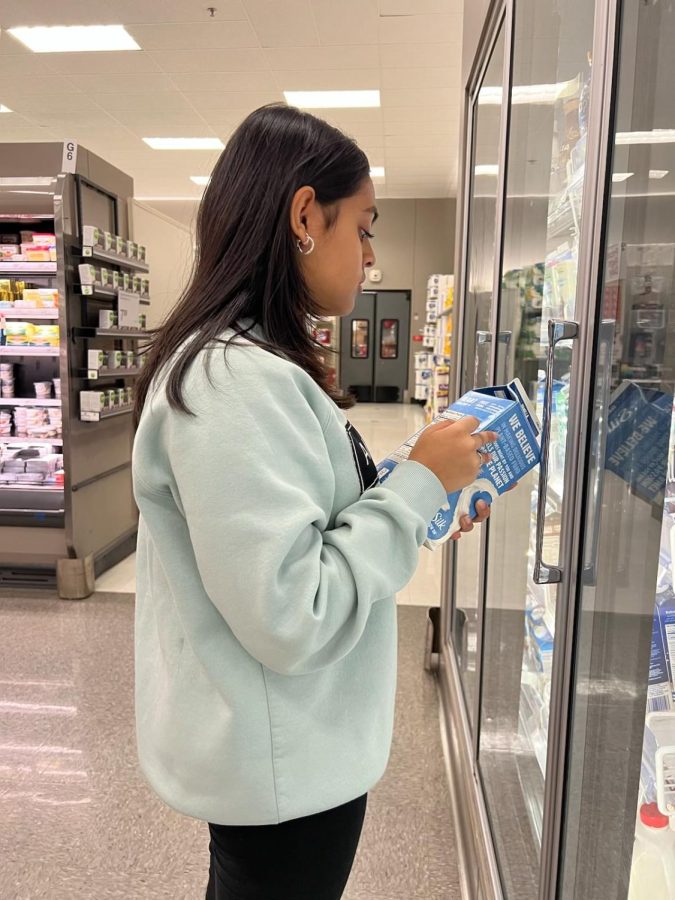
[379,41,458,67]
[381,87,457,107]
[242,0,319,47]
[106,1,248,24]
[0,53,55,76]
[73,72,178,94]
[0,1,116,27]
[2,94,97,115]
[383,106,459,124]
[0,77,84,97]
[311,0,378,45]
[381,66,458,90]
[379,0,456,14]
[274,69,380,91]
[116,113,214,136]
[169,71,278,92]
[127,21,259,51]
[39,51,163,75]
[264,45,378,70]
[150,48,269,73]
[90,92,196,112]
[181,90,282,111]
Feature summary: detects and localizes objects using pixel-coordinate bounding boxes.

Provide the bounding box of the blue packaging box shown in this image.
[377,378,541,549]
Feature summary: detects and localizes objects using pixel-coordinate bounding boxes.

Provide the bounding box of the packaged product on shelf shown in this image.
[31,234,55,248]
[53,378,61,400]
[78,264,98,286]
[138,313,147,330]
[107,350,123,369]
[87,349,107,370]
[114,236,126,257]
[102,231,114,252]
[126,240,138,260]
[19,288,58,308]
[378,378,541,549]
[137,244,147,263]
[0,411,11,437]
[106,389,118,408]
[110,271,120,291]
[141,277,150,297]
[132,274,142,294]
[99,267,112,288]
[33,381,52,400]
[80,391,110,413]
[99,310,117,329]
[120,272,131,292]
[116,388,127,406]
[0,245,20,260]
[647,611,673,713]
[31,325,59,347]
[82,225,103,249]
[0,233,19,245]
[5,322,35,346]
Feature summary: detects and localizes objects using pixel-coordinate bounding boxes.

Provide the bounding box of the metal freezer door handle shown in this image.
[533,319,579,586]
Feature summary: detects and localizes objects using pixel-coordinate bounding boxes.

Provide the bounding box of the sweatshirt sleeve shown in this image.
[151,354,447,676]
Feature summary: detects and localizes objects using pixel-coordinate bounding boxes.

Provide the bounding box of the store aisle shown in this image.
[96,402,444,608]
[0,592,459,899]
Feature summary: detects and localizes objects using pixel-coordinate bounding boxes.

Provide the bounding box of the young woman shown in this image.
[132,104,494,900]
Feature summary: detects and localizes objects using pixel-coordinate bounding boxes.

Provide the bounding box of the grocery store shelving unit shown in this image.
[0,142,149,596]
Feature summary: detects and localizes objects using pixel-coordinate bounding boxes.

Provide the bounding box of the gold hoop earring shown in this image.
[296,233,315,255]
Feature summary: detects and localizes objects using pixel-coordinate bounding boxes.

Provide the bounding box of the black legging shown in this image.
[205,794,368,900]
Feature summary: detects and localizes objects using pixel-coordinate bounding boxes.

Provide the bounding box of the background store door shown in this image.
[340,290,410,402]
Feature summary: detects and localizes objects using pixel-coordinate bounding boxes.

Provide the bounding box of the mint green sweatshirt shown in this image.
[132,330,447,826]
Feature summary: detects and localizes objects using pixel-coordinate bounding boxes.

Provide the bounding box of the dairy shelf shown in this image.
[0,262,57,275]
[73,327,148,340]
[0,398,61,407]
[0,346,60,357]
[0,309,59,320]
[76,284,150,305]
[82,367,143,381]
[81,246,149,273]
[80,406,133,423]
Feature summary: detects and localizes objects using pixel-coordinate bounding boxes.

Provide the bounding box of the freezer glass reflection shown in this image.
[477,0,595,896]
[559,1,675,896]
[452,25,506,728]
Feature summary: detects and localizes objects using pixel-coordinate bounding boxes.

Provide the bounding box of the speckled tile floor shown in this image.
[0,591,460,900]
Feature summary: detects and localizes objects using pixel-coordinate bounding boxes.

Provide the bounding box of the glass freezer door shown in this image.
[476,0,596,896]
[559,1,675,897]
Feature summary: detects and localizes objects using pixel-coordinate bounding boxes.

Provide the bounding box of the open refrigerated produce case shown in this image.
[438,0,675,898]
[0,144,149,594]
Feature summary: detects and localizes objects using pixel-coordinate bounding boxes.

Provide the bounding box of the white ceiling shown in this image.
[0,0,463,224]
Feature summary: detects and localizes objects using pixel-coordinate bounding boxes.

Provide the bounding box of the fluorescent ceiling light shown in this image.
[8,25,140,53]
[475,164,499,176]
[370,167,385,178]
[0,105,11,113]
[479,78,579,106]
[612,172,633,183]
[616,129,675,145]
[649,169,669,179]
[143,137,224,150]
[284,90,380,109]
[190,176,211,186]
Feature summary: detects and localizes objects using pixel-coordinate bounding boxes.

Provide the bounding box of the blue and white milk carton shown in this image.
[377,378,541,549]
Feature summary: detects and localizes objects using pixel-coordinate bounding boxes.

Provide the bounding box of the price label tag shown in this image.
[81,411,100,422]
[82,284,92,295]
[87,369,98,380]
[83,247,92,258]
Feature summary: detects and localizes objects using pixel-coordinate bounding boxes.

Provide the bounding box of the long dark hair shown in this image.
[135,103,369,423]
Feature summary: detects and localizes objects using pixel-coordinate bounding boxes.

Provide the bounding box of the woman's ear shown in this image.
[290,185,316,242]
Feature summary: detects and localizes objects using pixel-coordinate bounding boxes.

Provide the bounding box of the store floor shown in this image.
[1,403,460,899]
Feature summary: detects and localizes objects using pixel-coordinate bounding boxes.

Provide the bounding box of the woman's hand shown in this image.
[450,499,491,540]
[408,416,498,494]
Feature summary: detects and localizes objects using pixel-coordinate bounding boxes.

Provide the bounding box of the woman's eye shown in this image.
[360,229,375,241]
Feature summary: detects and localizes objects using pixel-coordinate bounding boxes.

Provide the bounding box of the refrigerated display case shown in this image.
[438,0,675,897]
[0,143,147,596]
